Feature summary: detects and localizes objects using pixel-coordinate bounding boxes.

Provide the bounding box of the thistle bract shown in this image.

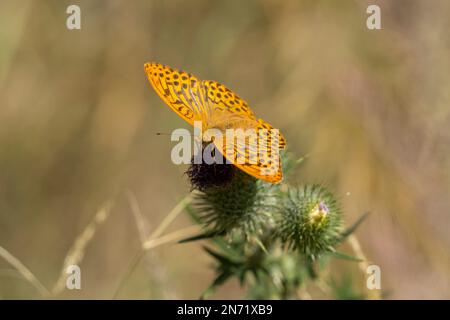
[190,165,279,239]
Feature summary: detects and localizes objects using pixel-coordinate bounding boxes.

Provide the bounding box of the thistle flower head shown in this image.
[186,161,236,191]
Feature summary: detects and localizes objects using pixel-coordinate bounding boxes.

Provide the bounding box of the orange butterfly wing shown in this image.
[212,118,284,184]
[144,62,207,125]
[202,80,286,150]
[201,81,285,183]
[202,80,256,119]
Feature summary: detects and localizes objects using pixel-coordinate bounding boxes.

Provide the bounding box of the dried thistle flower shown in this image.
[186,160,236,191]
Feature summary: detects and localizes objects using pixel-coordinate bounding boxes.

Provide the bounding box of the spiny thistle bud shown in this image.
[276,185,343,260]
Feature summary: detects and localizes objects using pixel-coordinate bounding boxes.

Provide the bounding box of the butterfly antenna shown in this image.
[156,132,198,137]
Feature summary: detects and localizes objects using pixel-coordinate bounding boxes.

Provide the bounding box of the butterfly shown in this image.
[144,62,286,183]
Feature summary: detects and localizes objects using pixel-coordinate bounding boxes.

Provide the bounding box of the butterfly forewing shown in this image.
[144,62,207,124]
[202,80,256,119]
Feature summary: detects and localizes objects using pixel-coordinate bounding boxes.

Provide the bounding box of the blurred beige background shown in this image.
[0,0,449,299]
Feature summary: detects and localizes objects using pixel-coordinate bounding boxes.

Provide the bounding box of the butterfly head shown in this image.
[201,127,225,144]
[202,129,214,143]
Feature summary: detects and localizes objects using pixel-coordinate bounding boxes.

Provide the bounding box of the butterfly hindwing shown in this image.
[256,118,286,150]
[212,118,283,183]
[202,79,286,151]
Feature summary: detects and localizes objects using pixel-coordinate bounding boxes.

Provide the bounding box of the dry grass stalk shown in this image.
[0,245,50,297]
[51,200,114,295]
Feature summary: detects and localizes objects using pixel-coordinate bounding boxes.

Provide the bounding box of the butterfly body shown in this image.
[144,62,286,183]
